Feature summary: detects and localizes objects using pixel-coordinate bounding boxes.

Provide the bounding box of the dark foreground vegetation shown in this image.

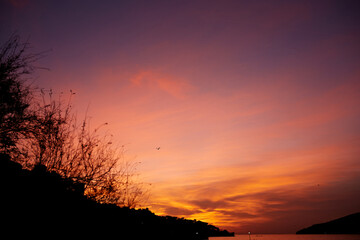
[0,153,233,239]
[296,212,360,234]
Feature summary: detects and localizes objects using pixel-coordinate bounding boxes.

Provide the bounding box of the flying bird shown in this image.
[156,147,160,150]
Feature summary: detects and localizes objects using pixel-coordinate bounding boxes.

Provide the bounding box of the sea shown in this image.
[210,235,360,240]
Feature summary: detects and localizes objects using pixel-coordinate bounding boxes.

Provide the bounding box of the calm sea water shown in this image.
[210,235,360,240]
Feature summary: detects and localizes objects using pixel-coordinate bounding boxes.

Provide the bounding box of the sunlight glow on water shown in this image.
[210,235,360,240]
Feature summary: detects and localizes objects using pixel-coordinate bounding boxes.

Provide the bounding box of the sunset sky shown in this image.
[1,0,360,233]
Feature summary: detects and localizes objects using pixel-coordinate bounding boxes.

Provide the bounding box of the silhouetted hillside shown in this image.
[0,153,233,239]
[296,212,360,234]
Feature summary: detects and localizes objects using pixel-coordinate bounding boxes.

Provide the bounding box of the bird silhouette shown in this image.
[156,147,160,150]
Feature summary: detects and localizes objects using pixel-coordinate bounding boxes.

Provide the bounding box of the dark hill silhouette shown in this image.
[296,212,360,234]
[0,153,233,239]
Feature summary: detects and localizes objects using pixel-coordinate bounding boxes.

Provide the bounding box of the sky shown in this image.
[1,0,360,234]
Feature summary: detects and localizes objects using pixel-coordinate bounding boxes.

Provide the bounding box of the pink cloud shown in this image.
[129,70,193,99]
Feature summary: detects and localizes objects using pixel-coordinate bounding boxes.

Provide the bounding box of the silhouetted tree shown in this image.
[0,35,37,154]
[0,35,147,208]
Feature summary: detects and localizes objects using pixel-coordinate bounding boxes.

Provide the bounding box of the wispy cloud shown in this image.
[129,70,193,99]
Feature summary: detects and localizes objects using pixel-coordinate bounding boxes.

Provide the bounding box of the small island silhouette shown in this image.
[0,153,233,239]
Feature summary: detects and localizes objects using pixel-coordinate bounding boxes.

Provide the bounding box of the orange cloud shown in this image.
[147,150,360,233]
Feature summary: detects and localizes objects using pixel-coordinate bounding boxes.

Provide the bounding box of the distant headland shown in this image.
[296,212,360,234]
